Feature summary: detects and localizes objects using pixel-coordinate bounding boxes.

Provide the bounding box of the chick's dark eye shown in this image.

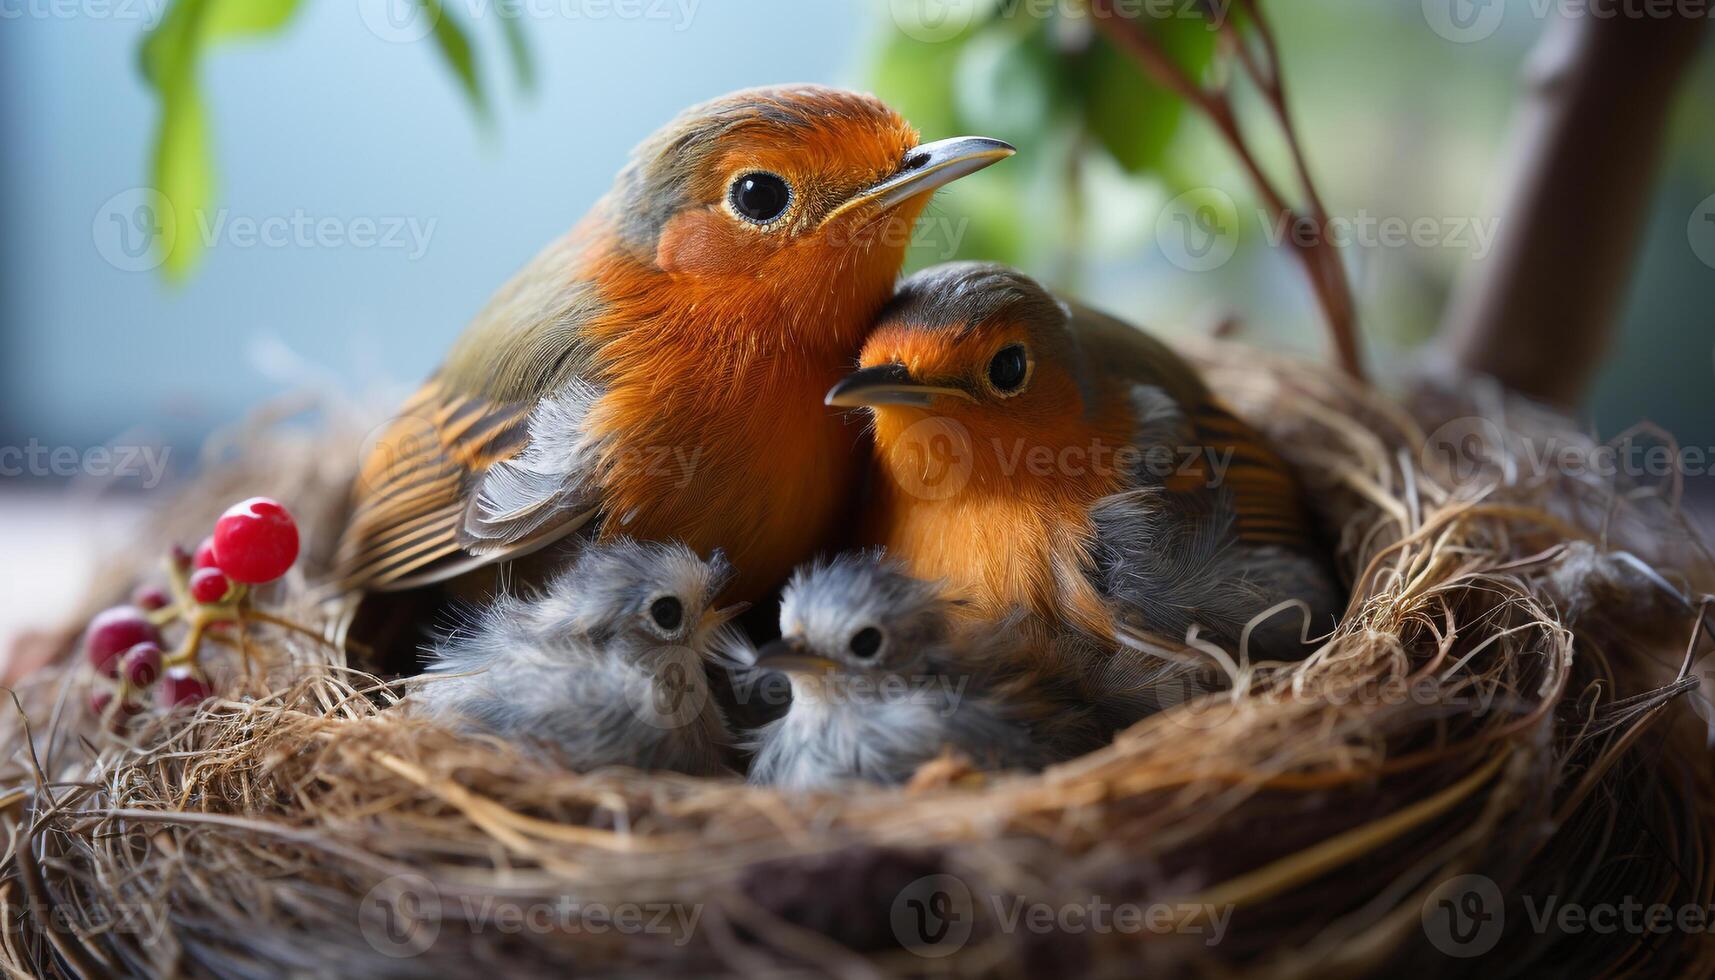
[730,172,792,224]
[849,627,883,659]
[987,344,1029,393]
[650,596,684,632]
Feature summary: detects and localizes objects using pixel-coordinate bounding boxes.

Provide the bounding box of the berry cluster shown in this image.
[85,497,301,726]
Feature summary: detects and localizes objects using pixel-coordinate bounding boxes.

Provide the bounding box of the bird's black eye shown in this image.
[729,172,793,225]
[987,344,1029,394]
[849,627,883,660]
[649,596,684,633]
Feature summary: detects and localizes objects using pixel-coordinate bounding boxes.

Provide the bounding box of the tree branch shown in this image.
[1091,0,1365,380]
[1440,4,1706,407]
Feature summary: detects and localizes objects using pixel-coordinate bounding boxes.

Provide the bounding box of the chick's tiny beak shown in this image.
[700,602,750,631]
[752,637,837,674]
[825,363,976,408]
[822,136,1015,225]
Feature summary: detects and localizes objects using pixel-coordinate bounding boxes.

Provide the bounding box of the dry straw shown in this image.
[3,346,1712,978]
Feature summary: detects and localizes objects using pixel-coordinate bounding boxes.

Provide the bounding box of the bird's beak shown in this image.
[825,363,975,409]
[822,136,1015,225]
[751,636,837,674]
[701,601,750,631]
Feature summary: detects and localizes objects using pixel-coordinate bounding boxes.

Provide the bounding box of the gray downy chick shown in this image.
[416,539,744,777]
[744,555,1096,790]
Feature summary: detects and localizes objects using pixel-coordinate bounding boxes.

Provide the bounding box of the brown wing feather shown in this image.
[333,380,533,591]
[1066,303,1312,552]
[1181,397,1312,552]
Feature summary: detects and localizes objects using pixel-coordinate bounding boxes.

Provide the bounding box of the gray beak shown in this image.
[822,136,1015,223]
[824,363,976,408]
[751,637,837,674]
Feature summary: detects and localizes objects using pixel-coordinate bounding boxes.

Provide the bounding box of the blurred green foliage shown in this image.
[138,0,533,279]
[869,1,1217,283]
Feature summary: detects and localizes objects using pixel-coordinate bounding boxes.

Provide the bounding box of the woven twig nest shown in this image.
[4,344,1712,978]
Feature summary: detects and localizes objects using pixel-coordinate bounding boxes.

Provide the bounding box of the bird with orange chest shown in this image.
[331,87,1013,603]
[826,262,1343,659]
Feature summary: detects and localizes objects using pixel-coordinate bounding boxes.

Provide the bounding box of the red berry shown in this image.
[212,497,300,585]
[171,544,194,570]
[189,567,231,604]
[193,536,220,571]
[122,642,163,687]
[86,606,161,677]
[132,585,170,611]
[160,667,212,708]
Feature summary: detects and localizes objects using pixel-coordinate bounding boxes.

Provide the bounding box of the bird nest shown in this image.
[4,342,1713,978]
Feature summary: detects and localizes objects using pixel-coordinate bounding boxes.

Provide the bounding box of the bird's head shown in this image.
[533,539,744,653]
[611,86,1012,307]
[754,554,956,680]
[828,263,1098,482]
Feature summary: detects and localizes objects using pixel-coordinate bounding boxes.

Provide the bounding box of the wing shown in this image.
[333,237,609,592]
[1065,302,1314,553]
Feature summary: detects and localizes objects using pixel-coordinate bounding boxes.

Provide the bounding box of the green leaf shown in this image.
[418,0,487,117]
[205,0,300,39]
[496,0,537,93]
[154,87,213,278]
[870,30,969,140]
[952,21,1061,149]
[1078,17,1215,174]
[140,0,218,278]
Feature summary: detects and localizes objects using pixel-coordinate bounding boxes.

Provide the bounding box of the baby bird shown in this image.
[743,555,1105,790]
[827,262,1342,658]
[416,539,741,776]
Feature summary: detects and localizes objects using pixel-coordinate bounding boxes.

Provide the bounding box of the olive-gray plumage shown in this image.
[415,540,738,776]
[743,555,1105,790]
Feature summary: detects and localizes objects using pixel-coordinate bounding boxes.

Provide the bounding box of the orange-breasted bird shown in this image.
[826,262,1342,658]
[332,87,1013,602]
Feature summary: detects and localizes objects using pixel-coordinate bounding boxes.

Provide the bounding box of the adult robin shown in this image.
[825,262,1342,658]
[333,87,1012,603]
